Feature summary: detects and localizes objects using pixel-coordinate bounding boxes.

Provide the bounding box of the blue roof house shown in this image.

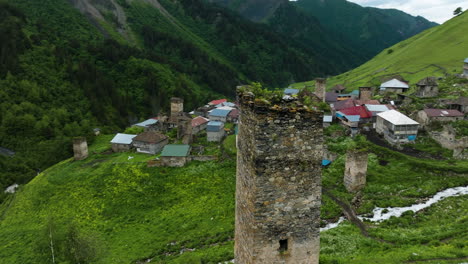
[207,121,225,142]
[209,109,231,122]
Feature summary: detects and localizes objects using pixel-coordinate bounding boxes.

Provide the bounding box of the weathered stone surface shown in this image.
[359,87,372,101]
[235,92,323,264]
[315,78,326,102]
[73,137,88,161]
[344,150,368,192]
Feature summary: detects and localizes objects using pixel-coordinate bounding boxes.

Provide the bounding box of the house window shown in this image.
[279,239,288,252]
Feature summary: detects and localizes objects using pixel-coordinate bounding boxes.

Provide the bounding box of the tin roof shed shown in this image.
[161,145,191,157]
[111,133,137,145]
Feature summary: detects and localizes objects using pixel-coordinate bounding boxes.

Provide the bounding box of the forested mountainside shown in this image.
[0,0,348,197]
[210,0,437,61]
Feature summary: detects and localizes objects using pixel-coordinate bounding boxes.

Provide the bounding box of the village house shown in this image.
[110,133,137,152]
[194,105,213,118]
[325,92,338,104]
[332,84,346,94]
[417,109,464,127]
[228,108,239,123]
[160,144,191,167]
[376,110,419,144]
[446,97,468,113]
[133,118,158,129]
[337,90,359,101]
[216,101,236,108]
[338,106,373,123]
[380,78,409,93]
[209,108,231,122]
[333,99,355,111]
[416,77,439,98]
[365,104,390,122]
[132,131,168,154]
[463,58,468,78]
[208,99,227,106]
[191,116,209,134]
[337,114,360,135]
[207,121,225,142]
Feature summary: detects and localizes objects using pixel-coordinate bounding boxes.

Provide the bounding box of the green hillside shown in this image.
[292,11,468,90]
[1,134,467,263]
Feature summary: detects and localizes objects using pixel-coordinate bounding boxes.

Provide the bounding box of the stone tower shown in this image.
[170,97,184,117]
[315,78,326,102]
[343,150,368,192]
[359,87,373,101]
[236,88,323,264]
[73,137,88,161]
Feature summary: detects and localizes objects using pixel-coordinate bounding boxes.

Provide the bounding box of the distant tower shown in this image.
[170,97,184,117]
[463,58,468,78]
[343,150,368,192]
[73,137,88,161]
[235,89,323,264]
[315,78,327,102]
[359,87,373,101]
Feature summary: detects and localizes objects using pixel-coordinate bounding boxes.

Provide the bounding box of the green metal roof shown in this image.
[161,144,190,157]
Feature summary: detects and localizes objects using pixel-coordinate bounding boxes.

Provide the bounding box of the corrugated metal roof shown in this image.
[191,116,209,127]
[344,115,361,122]
[161,144,190,157]
[464,58,468,63]
[377,110,419,125]
[215,102,236,108]
[284,88,299,95]
[111,133,137,144]
[380,79,409,90]
[210,109,231,117]
[423,109,464,117]
[340,106,372,119]
[134,119,158,128]
[365,105,390,112]
[209,99,227,105]
[207,121,224,132]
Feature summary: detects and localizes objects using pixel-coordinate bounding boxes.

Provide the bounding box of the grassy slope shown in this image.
[0,134,466,263]
[292,12,468,90]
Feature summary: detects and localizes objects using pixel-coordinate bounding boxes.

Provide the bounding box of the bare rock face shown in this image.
[235,88,323,264]
[344,150,368,192]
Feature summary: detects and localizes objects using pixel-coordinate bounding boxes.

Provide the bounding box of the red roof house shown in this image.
[339,106,372,119]
[208,99,227,106]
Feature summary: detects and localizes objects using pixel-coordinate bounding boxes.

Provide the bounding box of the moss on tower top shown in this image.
[237,83,326,112]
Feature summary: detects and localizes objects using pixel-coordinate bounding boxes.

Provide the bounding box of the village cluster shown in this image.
[290,58,468,156]
[107,97,239,167]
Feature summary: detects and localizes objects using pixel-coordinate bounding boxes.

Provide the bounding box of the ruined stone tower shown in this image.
[73,137,88,161]
[315,78,326,102]
[344,150,368,192]
[359,87,373,101]
[170,97,184,117]
[236,88,323,264]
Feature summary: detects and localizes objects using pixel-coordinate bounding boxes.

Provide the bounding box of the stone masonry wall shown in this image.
[73,137,88,161]
[236,93,323,264]
[359,87,372,101]
[344,150,368,192]
[171,97,184,117]
[315,78,326,102]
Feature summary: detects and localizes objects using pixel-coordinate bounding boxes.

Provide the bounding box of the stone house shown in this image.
[209,108,231,122]
[132,131,168,154]
[338,106,372,123]
[376,110,419,144]
[110,133,137,152]
[160,144,191,167]
[359,87,373,100]
[191,116,209,134]
[446,97,468,113]
[207,121,225,142]
[332,84,346,94]
[133,118,158,129]
[417,109,464,127]
[379,78,409,93]
[416,77,439,98]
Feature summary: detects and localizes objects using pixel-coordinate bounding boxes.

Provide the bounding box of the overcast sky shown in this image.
[346,0,468,24]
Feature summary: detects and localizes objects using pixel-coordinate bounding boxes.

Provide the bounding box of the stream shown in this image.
[320,186,468,232]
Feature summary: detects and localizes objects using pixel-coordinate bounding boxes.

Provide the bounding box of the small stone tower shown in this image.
[73,137,88,161]
[344,150,368,192]
[315,78,326,102]
[359,87,373,101]
[236,88,323,264]
[170,97,184,117]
